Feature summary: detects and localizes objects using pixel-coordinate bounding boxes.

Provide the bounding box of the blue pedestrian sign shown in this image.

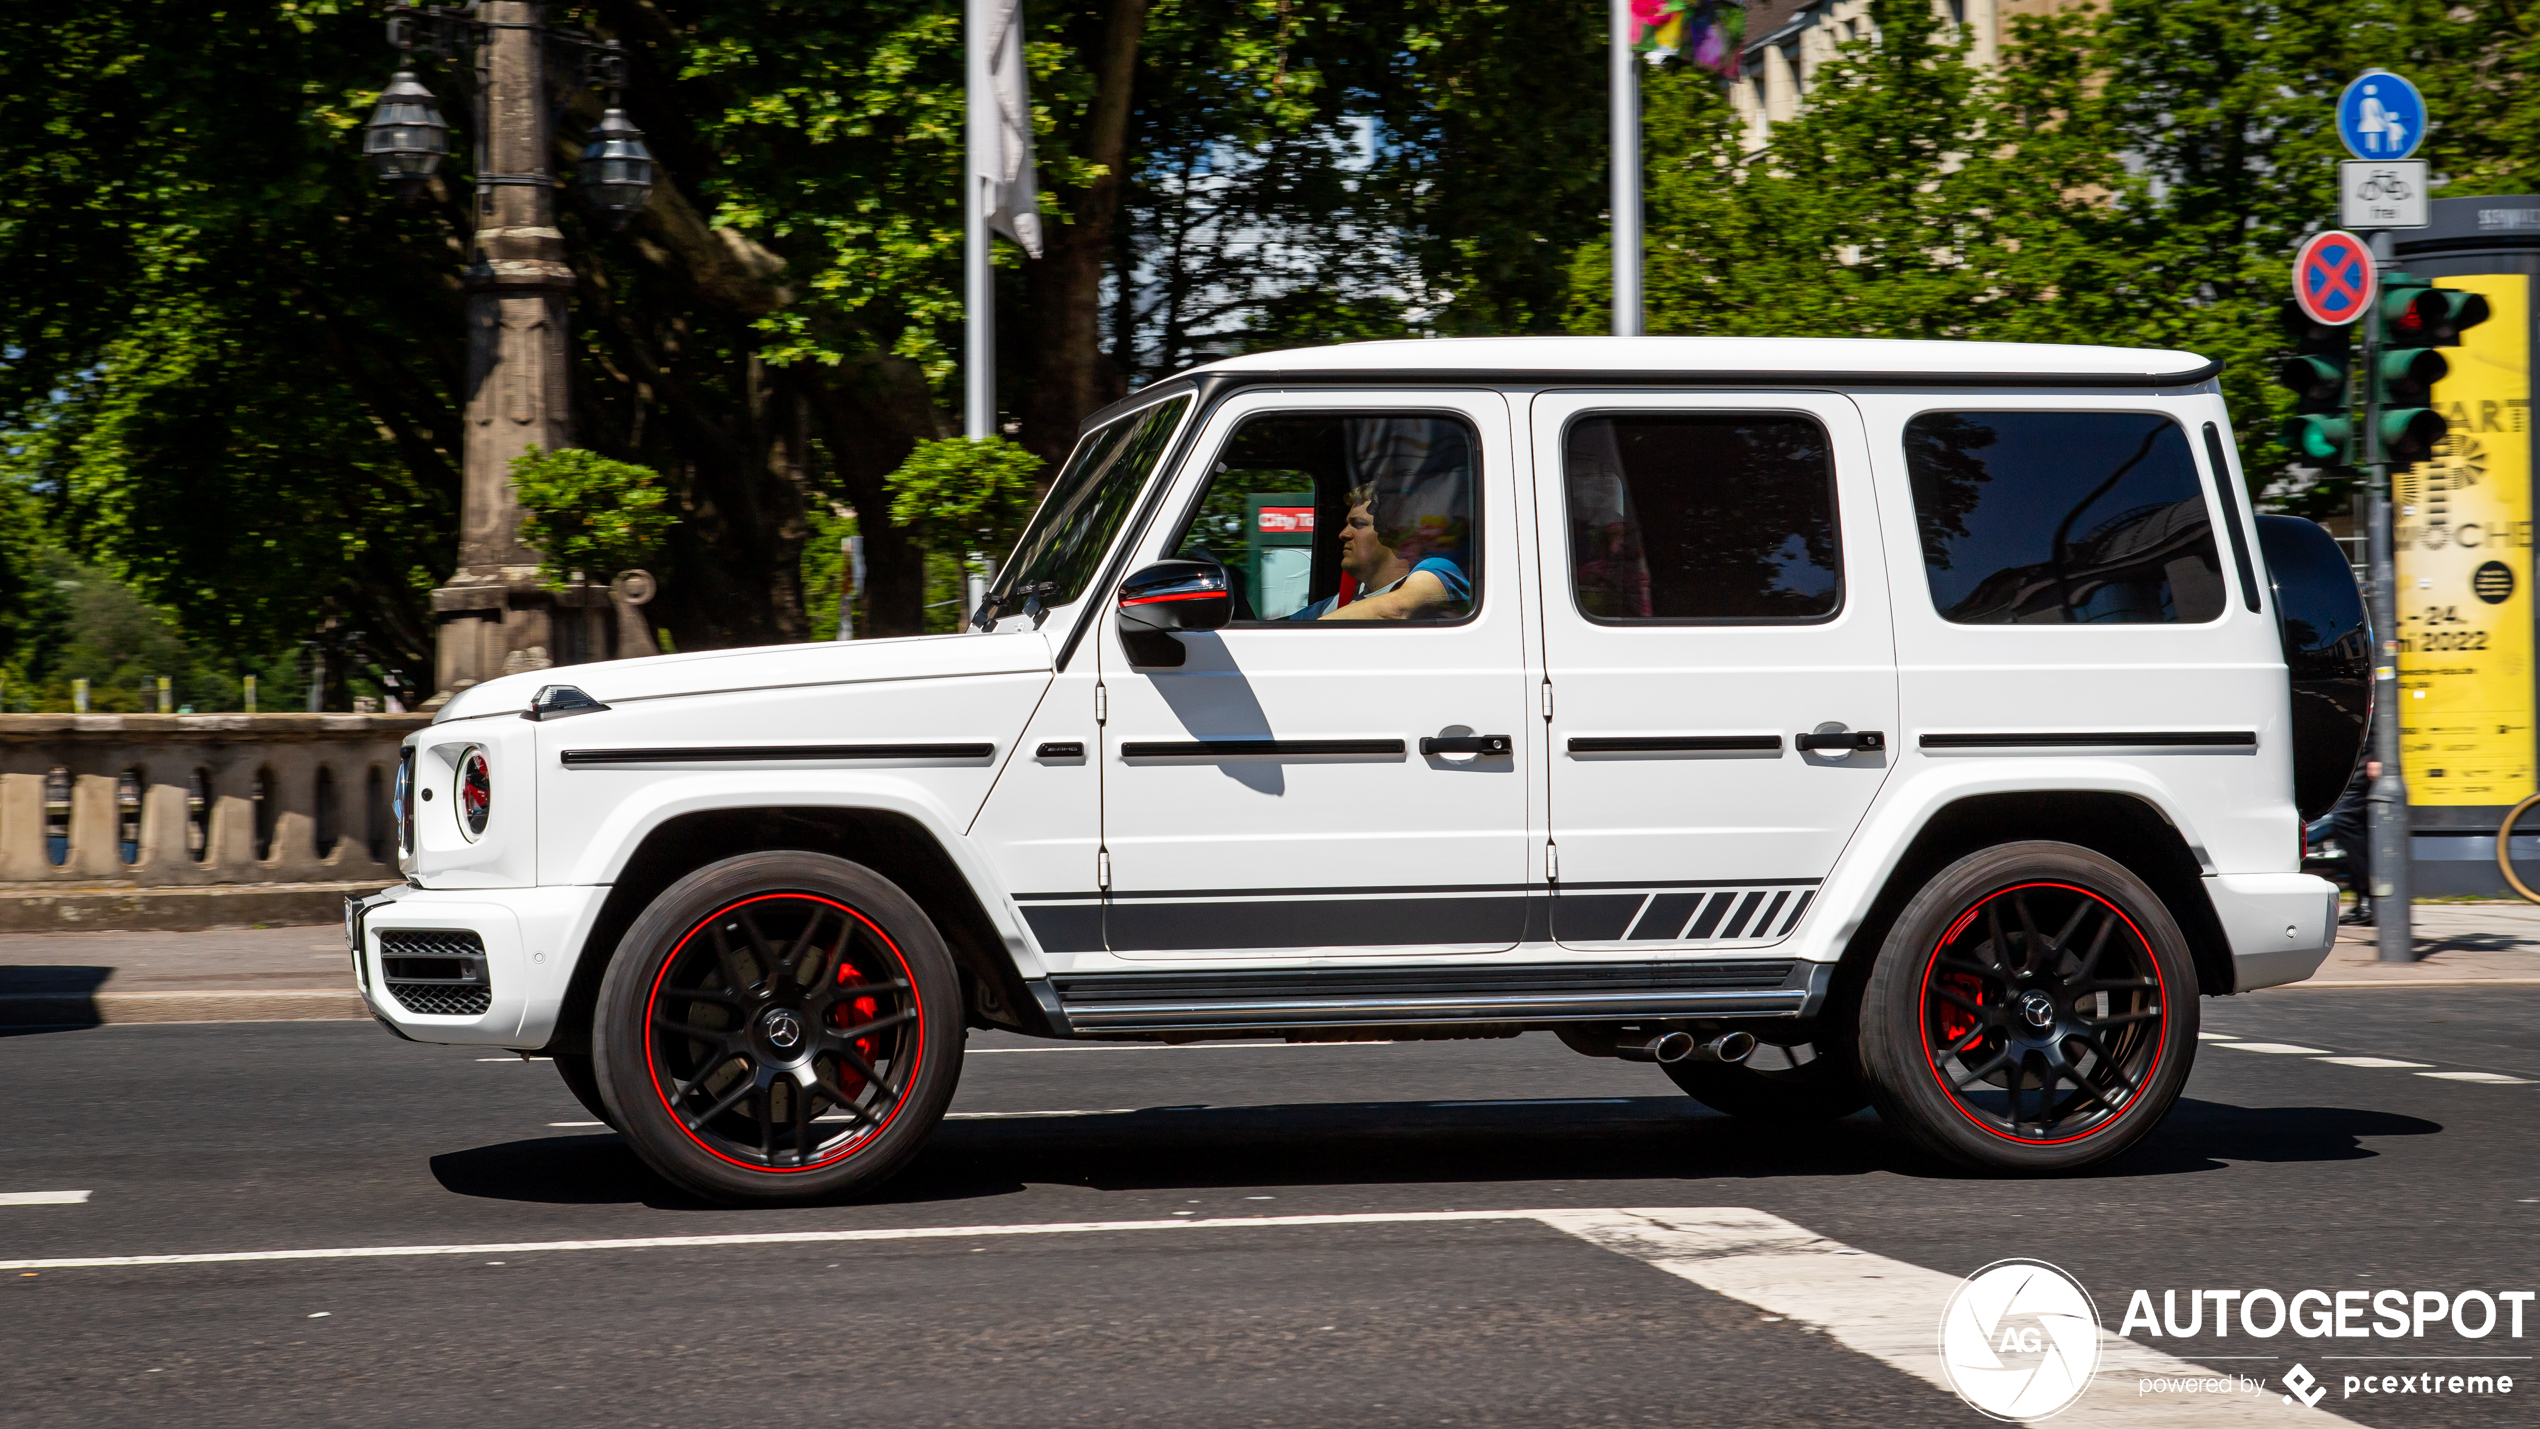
[2338,70,2424,160]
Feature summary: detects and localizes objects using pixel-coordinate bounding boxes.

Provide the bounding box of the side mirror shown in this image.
[1117,559,1232,634]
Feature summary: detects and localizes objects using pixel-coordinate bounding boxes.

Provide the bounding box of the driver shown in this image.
[1290,481,1471,621]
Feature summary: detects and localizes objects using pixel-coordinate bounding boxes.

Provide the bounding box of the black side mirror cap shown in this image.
[1118,559,1232,634]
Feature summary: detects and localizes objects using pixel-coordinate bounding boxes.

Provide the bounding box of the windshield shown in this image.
[989,394,1191,612]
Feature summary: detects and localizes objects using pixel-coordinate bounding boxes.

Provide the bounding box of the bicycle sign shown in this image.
[2342,158,2429,229]
[2293,230,2376,327]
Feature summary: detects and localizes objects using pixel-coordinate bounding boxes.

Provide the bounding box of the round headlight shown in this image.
[457,746,492,841]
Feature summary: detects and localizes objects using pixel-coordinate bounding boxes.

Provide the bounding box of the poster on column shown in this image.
[2396,272,2534,805]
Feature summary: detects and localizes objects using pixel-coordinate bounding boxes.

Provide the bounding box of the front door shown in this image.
[1098,390,1534,958]
[1531,391,1898,950]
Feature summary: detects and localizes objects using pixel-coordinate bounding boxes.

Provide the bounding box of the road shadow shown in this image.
[427,1093,2442,1210]
[2415,931,2535,957]
[0,965,108,1035]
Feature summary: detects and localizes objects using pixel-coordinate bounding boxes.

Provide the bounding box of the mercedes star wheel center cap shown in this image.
[2020,991,2057,1029]
[762,1007,804,1051]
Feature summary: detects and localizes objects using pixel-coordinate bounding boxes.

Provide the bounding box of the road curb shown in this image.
[0,989,368,1026]
[0,883,390,933]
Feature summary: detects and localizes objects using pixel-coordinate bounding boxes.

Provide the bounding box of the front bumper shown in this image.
[350,882,612,1048]
[2207,872,2341,993]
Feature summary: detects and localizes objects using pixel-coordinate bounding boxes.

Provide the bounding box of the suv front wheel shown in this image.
[592,851,964,1204]
[1858,841,2197,1174]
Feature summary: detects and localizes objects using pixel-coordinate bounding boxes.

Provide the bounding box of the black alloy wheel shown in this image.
[1860,841,2197,1173]
[593,852,962,1204]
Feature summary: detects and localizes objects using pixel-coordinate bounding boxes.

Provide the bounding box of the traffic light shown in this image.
[2276,299,2354,465]
[2370,273,2490,468]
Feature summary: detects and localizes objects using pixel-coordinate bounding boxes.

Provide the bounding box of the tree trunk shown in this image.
[1019,0,1150,470]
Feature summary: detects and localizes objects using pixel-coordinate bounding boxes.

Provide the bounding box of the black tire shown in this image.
[1859,841,2198,1174]
[1664,1040,1870,1122]
[552,1052,619,1130]
[591,851,964,1205]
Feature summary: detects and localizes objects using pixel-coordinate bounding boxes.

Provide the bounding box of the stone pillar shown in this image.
[433,1,573,702]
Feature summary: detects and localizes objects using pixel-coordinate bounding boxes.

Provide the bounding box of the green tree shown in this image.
[511,446,677,589]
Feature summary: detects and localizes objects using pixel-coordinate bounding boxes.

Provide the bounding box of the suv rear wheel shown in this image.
[1858,841,2197,1174]
[592,851,963,1204]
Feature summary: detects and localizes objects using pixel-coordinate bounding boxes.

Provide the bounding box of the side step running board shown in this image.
[1040,960,1831,1035]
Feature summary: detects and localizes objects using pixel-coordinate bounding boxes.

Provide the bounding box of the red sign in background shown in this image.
[2294,229,2377,327]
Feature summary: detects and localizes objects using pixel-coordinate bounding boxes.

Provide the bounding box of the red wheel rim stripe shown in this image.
[1917,881,2168,1147]
[642,892,923,1174]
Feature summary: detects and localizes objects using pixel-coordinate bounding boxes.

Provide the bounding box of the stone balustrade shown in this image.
[0,713,430,887]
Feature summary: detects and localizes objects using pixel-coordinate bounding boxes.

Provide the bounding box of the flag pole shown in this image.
[1610,0,1643,337]
[964,0,995,439]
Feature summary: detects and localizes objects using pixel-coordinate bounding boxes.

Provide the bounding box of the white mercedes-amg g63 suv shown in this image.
[351,337,2363,1203]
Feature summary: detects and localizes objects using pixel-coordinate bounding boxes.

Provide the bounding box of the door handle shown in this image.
[1420,734,1514,756]
[1795,729,1885,753]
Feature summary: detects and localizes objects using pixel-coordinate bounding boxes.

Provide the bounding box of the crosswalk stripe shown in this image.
[1537,1208,2358,1425]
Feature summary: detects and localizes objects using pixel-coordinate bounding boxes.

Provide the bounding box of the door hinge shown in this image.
[1545,843,1559,881]
[1095,683,1108,724]
[1540,681,1554,720]
[1097,849,1112,889]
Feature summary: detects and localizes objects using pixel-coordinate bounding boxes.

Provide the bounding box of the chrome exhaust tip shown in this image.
[1687,1030,1757,1064]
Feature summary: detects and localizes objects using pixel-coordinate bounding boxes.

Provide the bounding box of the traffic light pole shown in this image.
[2363,230,2415,962]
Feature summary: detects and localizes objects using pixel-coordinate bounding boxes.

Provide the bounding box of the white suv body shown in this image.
[353,337,2350,1197]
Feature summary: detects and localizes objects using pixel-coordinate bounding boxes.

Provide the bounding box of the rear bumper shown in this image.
[2207,872,2341,993]
[350,882,611,1047]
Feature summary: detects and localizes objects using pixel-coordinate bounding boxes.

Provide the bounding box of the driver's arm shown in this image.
[1319,569,1453,622]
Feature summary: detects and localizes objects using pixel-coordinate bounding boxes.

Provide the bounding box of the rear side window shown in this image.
[1903,411,2226,625]
[1564,414,1842,622]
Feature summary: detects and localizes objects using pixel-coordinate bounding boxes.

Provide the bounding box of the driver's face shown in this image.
[1339,502,1392,582]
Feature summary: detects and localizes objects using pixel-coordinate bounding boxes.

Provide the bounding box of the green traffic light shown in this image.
[2281,413,2354,464]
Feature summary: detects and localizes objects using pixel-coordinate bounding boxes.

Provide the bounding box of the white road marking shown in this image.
[0,1191,91,1206]
[2418,1071,2533,1084]
[2210,1042,2334,1055]
[1539,1208,2358,1424]
[2315,1057,2434,1069]
[0,1203,2372,1421]
[546,1122,605,1128]
[964,1041,1392,1054]
[1430,1098,1637,1108]
[944,1108,1142,1120]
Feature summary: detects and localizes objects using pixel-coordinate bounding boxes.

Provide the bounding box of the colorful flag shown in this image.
[1631,0,1742,78]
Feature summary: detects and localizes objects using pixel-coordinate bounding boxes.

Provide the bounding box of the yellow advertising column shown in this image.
[2395,273,2534,806]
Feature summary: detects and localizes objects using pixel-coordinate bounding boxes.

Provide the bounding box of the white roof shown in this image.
[1189,335,2211,381]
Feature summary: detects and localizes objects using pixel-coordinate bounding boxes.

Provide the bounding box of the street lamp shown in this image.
[578,107,655,228]
[360,71,450,201]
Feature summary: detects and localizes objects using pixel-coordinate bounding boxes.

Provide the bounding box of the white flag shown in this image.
[972,0,1043,257]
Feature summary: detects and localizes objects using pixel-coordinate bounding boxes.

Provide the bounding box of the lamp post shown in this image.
[360,4,655,702]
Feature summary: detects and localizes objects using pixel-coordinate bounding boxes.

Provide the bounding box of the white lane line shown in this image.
[965,1041,1392,1054]
[1540,1208,2357,1425]
[2419,1071,2534,1084]
[2210,1042,2334,1055]
[1430,1098,1638,1108]
[0,1191,91,1206]
[0,1209,1538,1271]
[546,1122,606,1128]
[944,1108,1143,1120]
[2316,1057,2434,1069]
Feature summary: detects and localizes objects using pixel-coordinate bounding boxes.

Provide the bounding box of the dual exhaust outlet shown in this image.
[1560,1026,1757,1065]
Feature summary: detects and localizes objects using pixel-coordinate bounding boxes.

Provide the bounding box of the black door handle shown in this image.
[1795,729,1885,753]
[1421,734,1514,756]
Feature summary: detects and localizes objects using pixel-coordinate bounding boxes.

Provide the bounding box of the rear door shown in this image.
[1530,391,1898,949]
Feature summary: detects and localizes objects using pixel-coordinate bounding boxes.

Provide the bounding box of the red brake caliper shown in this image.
[830,959,881,1096]
[1939,970,1986,1048]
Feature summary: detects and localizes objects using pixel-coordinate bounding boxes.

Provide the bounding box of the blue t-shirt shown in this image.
[1287,556,1470,620]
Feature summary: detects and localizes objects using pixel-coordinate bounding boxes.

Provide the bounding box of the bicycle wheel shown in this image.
[2498,793,2540,904]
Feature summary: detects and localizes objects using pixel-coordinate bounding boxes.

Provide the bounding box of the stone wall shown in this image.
[0,713,428,889]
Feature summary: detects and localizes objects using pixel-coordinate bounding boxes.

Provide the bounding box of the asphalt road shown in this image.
[4,987,2537,1427]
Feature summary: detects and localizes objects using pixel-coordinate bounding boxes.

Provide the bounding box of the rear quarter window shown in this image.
[1903,411,2227,625]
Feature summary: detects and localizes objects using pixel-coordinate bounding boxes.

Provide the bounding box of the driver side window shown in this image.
[1169,411,1481,625]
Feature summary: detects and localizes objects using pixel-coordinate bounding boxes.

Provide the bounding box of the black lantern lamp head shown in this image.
[362,70,450,202]
[580,108,655,229]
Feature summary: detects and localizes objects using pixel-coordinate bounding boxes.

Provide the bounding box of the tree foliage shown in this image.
[511,446,677,588]
[883,437,1048,558]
